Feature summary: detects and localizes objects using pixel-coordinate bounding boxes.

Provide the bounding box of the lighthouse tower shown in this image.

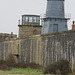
[41,0,69,34]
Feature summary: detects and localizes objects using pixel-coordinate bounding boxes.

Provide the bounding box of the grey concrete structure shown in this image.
[0,30,75,67]
[41,0,69,34]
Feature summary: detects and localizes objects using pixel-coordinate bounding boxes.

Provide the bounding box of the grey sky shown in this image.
[0,0,74,35]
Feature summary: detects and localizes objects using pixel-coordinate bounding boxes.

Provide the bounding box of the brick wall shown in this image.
[72,25,75,30]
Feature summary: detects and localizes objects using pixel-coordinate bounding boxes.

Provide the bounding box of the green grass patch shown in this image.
[0,68,45,75]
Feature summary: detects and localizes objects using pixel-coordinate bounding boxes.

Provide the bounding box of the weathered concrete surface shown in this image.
[0,30,75,66]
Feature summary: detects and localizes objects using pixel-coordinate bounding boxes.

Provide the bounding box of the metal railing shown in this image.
[40,13,71,19]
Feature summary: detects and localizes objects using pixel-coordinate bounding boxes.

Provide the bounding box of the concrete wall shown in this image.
[0,30,75,66]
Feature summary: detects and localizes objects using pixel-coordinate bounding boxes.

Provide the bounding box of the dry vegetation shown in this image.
[0,53,74,75]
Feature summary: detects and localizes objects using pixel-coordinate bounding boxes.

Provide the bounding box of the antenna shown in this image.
[18,19,20,25]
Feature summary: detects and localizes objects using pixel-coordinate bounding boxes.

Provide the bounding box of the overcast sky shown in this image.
[0,0,74,35]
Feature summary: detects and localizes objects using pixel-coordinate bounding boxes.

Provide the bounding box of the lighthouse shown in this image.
[41,0,69,34]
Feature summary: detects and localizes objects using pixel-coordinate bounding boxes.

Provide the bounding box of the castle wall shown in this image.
[0,30,75,66]
[0,33,17,42]
[0,40,21,62]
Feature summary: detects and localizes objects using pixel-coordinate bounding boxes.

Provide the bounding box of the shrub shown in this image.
[6,53,16,67]
[44,60,72,75]
[44,62,58,74]
[13,62,43,70]
[0,60,6,65]
[14,63,26,68]
[57,60,72,74]
[25,63,43,69]
[0,64,9,70]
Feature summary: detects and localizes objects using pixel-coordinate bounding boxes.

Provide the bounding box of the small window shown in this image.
[33,17,36,22]
[26,17,29,22]
[37,17,40,23]
[29,17,32,22]
[23,16,25,20]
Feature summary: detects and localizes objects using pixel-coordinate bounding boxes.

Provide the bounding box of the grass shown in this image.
[0,68,45,75]
[0,68,73,75]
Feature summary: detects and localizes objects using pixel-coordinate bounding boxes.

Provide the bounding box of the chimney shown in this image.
[11,32,13,38]
[72,21,75,30]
